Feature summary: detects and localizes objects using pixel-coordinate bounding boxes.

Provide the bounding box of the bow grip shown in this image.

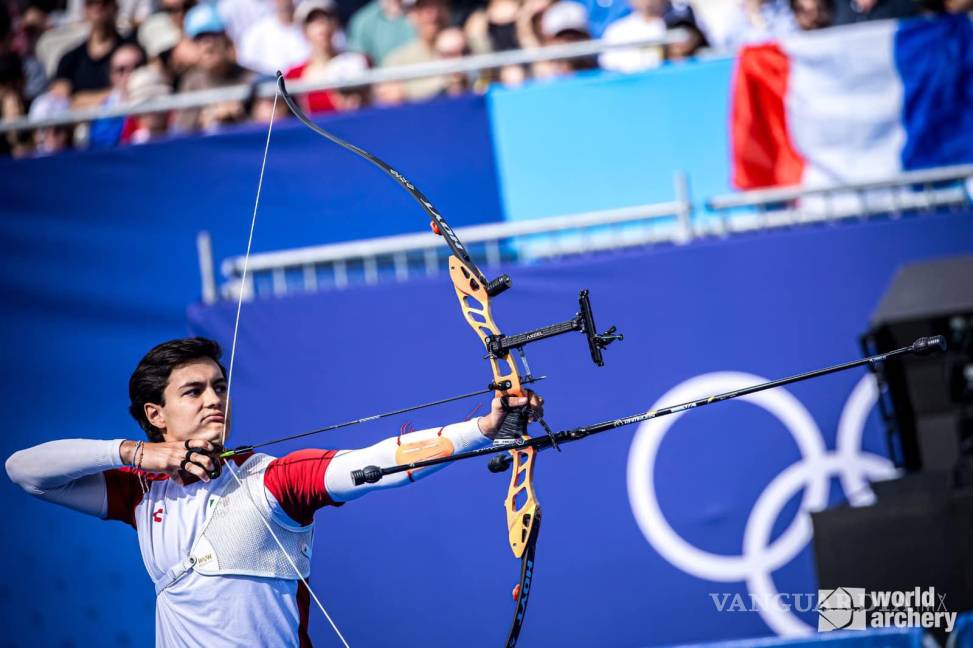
[487,399,529,474]
[496,398,530,440]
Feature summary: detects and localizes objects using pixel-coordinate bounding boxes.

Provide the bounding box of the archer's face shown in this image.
[145,359,230,444]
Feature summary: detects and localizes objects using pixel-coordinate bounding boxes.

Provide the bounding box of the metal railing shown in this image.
[704,164,973,235]
[205,171,691,302]
[203,165,972,303]
[0,31,689,134]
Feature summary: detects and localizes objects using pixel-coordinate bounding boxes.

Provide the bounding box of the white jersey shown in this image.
[6,419,489,647]
[111,451,331,646]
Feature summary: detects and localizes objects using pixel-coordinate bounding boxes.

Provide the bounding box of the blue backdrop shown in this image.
[184,211,973,647]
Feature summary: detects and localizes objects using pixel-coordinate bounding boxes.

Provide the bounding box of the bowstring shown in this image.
[219,90,351,648]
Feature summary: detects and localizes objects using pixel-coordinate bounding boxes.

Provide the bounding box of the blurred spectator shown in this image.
[285,0,373,111]
[238,0,310,74]
[599,0,666,72]
[347,0,416,64]
[116,0,156,33]
[831,0,918,24]
[10,6,50,101]
[464,0,522,53]
[372,77,407,104]
[138,0,199,82]
[283,0,343,113]
[789,0,832,29]
[382,0,451,100]
[34,20,88,81]
[708,0,797,49]
[28,91,73,154]
[663,2,709,60]
[173,3,254,131]
[910,0,973,12]
[322,50,371,108]
[433,26,469,95]
[533,1,596,79]
[463,0,536,86]
[88,42,142,148]
[126,64,172,142]
[574,0,633,38]
[51,0,136,108]
[0,50,31,157]
[219,0,273,44]
[539,0,590,44]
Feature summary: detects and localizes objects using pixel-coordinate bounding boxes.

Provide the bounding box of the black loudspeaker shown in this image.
[861,255,973,480]
[812,255,973,641]
[811,489,973,637]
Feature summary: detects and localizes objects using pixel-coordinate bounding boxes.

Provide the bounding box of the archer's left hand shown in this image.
[477,390,545,439]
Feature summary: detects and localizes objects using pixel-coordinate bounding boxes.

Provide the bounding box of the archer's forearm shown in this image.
[324,419,491,502]
[5,439,127,517]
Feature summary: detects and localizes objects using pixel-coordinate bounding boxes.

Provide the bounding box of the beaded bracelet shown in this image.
[130,440,143,469]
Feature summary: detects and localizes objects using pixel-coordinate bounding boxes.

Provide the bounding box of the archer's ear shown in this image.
[144,402,166,435]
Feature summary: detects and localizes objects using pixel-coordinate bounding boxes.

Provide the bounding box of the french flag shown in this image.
[731,14,973,190]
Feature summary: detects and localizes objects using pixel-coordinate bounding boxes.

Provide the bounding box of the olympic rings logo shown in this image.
[626,373,898,636]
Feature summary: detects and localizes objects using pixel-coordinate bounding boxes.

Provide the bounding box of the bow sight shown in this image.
[484,288,623,369]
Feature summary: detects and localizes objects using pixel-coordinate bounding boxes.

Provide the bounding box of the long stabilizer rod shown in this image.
[351,336,946,485]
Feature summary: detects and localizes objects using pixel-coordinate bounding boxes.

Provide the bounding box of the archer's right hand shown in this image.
[125,439,223,483]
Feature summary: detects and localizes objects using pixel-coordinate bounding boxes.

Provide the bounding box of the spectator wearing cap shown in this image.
[88,42,144,148]
[238,0,311,75]
[173,3,255,132]
[382,0,452,100]
[347,0,416,65]
[51,0,137,108]
[533,1,596,78]
[599,0,666,72]
[138,0,200,84]
[285,0,373,113]
[126,65,173,143]
[831,0,918,24]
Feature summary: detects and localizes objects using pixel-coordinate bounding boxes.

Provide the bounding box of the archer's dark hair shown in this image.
[128,337,227,442]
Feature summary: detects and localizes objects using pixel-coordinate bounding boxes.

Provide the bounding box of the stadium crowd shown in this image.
[0,0,969,156]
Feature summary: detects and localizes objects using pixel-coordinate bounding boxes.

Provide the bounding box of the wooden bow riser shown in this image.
[448,256,540,560]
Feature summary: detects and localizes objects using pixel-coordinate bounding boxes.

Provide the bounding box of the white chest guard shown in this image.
[154,453,314,595]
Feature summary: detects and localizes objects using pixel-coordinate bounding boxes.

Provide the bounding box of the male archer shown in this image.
[5,337,543,646]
